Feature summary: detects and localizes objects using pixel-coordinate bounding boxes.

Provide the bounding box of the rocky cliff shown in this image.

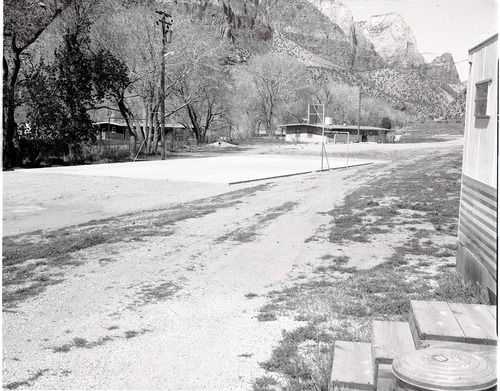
[155,0,461,117]
[419,52,461,84]
[304,0,385,70]
[360,13,424,68]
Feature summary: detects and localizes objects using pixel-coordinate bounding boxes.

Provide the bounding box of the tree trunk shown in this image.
[3,49,22,169]
[148,108,156,154]
[186,104,202,144]
[143,103,150,154]
[152,111,160,153]
[117,97,137,156]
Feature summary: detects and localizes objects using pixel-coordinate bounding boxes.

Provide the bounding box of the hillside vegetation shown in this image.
[3,0,465,169]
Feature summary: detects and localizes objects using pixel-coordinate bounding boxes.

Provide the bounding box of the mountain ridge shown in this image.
[157,0,464,118]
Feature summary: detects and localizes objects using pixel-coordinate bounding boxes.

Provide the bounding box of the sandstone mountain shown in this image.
[156,0,462,118]
[419,52,461,84]
[359,13,424,68]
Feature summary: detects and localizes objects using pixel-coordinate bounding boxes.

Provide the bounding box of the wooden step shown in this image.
[371,321,415,388]
[376,364,395,391]
[409,300,497,347]
[331,341,374,390]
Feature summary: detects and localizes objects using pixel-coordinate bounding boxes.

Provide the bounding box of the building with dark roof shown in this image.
[278,123,390,144]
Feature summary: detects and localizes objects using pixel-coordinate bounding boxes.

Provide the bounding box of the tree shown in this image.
[3,0,72,169]
[167,23,234,144]
[18,6,130,165]
[245,53,308,136]
[380,117,392,129]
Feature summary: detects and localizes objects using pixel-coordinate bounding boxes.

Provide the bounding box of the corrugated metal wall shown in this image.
[458,35,498,302]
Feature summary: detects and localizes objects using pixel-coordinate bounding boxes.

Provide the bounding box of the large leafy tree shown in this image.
[19,9,130,165]
[3,0,73,169]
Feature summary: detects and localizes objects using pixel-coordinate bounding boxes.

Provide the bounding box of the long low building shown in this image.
[279,123,390,143]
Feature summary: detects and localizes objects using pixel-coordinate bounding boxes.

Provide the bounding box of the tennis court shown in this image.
[29,154,374,184]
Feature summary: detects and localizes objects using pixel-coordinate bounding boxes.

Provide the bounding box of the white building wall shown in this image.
[462,35,498,187]
[285,133,328,144]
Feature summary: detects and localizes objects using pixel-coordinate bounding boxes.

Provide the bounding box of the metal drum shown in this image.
[392,347,497,391]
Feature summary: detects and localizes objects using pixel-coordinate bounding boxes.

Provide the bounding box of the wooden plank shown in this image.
[376,377,395,391]
[408,309,422,349]
[372,321,415,365]
[461,187,497,221]
[376,364,395,391]
[331,341,374,390]
[458,232,496,276]
[448,303,497,345]
[459,206,497,249]
[409,300,465,342]
[463,174,497,200]
[377,363,393,379]
[487,305,497,320]
[460,202,497,240]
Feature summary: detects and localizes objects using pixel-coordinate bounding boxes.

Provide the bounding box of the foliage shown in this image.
[3,0,73,169]
[18,22,130,165]
[380,116,392,129]
[242,53,309,135]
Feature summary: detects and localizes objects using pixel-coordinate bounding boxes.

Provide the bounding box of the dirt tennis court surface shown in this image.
[24,154,373,184]
[3,154,373,235]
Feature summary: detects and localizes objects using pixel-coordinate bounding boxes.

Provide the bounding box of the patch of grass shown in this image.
[3,183,273,307]
[256,202,299,224]
[245,292,259,299]
[434,270,489,303]
[260,324,333,375]
[254,149,486,390]
[51,336,113,353]
[124,329,151,339]
[4,369,49,389]
[217,202,299,244]
[252,376,280,391]
[129,281,180,308]
[257,303,280,322]
[72,337,88,348]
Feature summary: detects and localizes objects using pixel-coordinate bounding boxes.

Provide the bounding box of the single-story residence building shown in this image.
[94,121,191,142]
[94,121,130,140]
[278,123,390,144]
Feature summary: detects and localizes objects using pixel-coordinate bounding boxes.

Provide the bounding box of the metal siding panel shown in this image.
[460,198,496,236]
[459,231,496,276]
[459,208,496,253]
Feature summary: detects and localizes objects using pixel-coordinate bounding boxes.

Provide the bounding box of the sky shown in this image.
[343,0,498,81]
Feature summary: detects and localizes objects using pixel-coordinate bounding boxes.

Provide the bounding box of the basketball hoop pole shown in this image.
[321,105,330,170]
[321,115,325,170]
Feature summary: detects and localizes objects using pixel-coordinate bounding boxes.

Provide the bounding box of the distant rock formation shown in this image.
[419,52,461,84]
[305,0,354,37]
[360,13,424,68]
[305,0,385,70]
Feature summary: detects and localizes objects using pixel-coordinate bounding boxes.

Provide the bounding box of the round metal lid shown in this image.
[392,347,497,391]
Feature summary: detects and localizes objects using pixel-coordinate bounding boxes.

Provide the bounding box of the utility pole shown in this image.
[357,87,361,143]
[156,10,173,160]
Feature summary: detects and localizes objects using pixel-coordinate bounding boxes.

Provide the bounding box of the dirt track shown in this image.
[2,140,463,390]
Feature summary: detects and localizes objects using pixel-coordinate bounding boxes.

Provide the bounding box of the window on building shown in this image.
[475,81,490,117]
[111,126,116,133]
